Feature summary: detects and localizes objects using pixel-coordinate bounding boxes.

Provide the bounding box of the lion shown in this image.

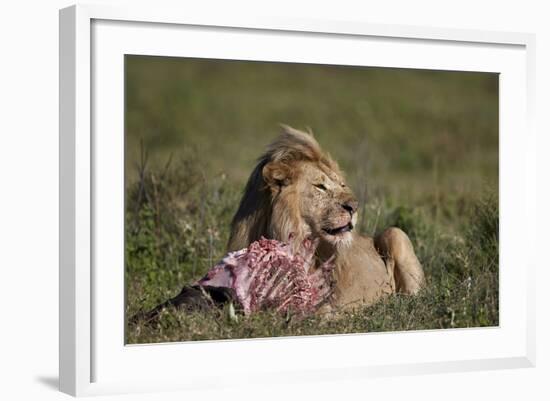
[137,125,425,322]
[227,125,425,310]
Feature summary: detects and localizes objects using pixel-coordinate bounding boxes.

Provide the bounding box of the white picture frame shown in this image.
[59,3,536,397]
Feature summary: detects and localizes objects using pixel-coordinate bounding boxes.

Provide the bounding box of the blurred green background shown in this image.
[125,56,498,203]
[125,55,499,343]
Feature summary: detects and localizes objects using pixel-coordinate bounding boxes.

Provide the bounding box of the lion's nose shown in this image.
[341,200,358,215]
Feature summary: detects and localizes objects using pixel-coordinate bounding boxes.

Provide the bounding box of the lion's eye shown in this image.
[314,183,327,191]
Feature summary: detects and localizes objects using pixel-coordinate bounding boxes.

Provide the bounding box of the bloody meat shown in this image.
[134,237,335,323]
[197,237,335,315]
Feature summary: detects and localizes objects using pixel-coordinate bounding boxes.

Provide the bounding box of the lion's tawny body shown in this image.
[228,125,425,311]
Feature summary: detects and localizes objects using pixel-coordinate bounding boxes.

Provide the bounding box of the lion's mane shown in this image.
[227,125,342,252]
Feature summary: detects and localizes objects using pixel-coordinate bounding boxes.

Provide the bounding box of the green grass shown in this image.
[125,56,499,344]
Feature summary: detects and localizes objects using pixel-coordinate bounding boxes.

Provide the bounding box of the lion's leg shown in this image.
[374,227,425,295]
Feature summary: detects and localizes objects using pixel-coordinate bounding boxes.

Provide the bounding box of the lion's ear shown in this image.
[262,162,293,190]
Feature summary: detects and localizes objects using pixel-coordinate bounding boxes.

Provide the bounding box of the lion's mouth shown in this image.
[323,222,354,236]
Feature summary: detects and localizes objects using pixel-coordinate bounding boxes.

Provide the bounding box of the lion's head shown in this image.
[227,125,359,256]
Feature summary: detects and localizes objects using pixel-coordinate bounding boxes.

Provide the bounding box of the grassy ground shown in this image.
[125,56,499,344]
